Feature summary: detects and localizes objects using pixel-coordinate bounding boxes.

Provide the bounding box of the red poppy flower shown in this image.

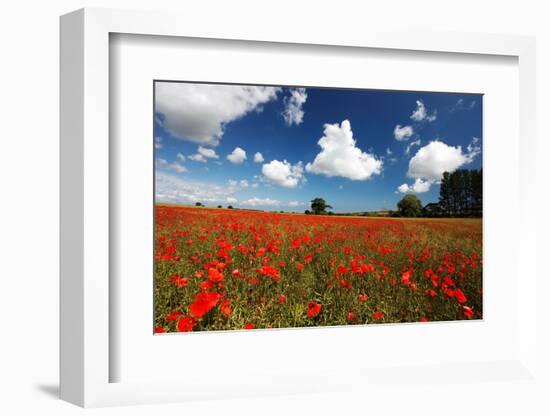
[346,311,356,322]
[220,299,232,317]
[336,265,348,276]
[419,317,429,322]
[279,294,286,303]
[166,311,182,321]
[199,280,214,291]
[296,262,304,272]
[154,326,165,333]
[444,275,455,286]
[454,289,468,304]
[444,288,455,298]
[257,265,281,281]
[401,270,412,285]
[358,294,369,302]
[177,316,196,332]
[244,323,255,330]
[168,273,181,283]
[175,277,190,287]
[208,268,225,282]
[189,291,221,318]
[462,306,474,319]
[307,302,322,318]
[339,279,352,289]
[372,311,384,320]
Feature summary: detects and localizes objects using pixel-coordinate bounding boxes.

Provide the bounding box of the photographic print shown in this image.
[154,81,482,333]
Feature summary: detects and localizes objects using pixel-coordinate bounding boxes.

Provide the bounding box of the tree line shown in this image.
[305,168,482,218]
[197,169,482,217]
[437,169,482,217]
[397,168,482,217]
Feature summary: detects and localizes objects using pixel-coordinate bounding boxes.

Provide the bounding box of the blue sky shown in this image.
[154,82,482,212]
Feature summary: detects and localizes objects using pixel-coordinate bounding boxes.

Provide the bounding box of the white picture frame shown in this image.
[60,7,538,408]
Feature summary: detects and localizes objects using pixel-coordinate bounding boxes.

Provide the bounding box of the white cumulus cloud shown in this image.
[450,98,477,113]
[227,179,251,192]
[167,162,187,173]
[262,159,305,188]
[189,154,206,163]
[197,146,219,159]
[282,88,307,126]
[155,158,168,168]
[408,140,479,182]
[410,100,437,122]
[189,146,219,163]
[227,147,247,164]
[155,83,280,146]
[397,138,480,193]
[241,197,281,207]
[397,178,431,193]
[305,120,382,181]
[254,152,264,163]
[156,172,239,204]
[393,125,414,141]
[405,139,421,155]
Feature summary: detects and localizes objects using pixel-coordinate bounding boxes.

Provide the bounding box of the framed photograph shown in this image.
[152,80,483,334]
[60,7,538,408]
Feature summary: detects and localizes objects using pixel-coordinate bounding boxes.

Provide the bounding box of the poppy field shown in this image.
[154,205,482,333]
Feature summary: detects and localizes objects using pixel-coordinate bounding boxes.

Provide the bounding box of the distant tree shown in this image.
[438,169,482,217]
[227,205,233,209]
[439,172,451,212]
[310,197,332,215]
[471,168,483,215]
[423,202,443,217]
[195,202,203,207]
[217,205,222,208]
[448,170,462,213]
[304,209,311,215]
[397,194,423,217]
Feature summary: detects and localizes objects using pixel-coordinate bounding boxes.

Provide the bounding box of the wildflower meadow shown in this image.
[154,205,482,333]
